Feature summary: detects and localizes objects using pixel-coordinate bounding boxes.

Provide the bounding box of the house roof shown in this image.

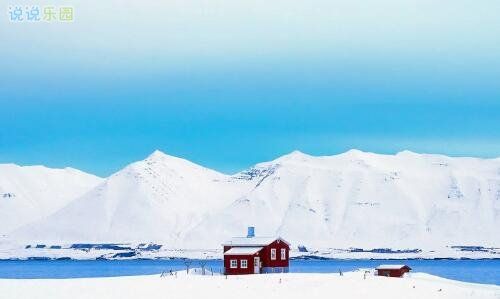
[376,265,411,270]
[224,246,264,255]
[222,236,290,247]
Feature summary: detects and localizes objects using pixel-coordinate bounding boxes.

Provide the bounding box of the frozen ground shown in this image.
[0,270,498,299]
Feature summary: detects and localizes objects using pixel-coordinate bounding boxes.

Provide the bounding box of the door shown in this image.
[253,257,260,274]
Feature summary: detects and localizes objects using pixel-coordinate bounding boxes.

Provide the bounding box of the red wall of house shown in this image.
[259,239,290,268]
[376,268,410,277]
[224,254,257,275]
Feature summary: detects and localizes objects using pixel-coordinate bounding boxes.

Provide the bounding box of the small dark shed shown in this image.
[375,265,411,277]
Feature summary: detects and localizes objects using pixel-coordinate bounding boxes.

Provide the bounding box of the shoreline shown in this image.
[1,256,500,262]
[1,243,499,261]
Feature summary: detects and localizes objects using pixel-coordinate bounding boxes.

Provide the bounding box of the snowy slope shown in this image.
[13,151,251,243]
[12,150,500,250]
[0,164,102,235]
[186,150,500,249]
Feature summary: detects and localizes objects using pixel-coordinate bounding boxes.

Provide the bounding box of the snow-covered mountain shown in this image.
[11,150,500,250]
[186,150,500,249]
[0,164,103,235]
[13,151,251,243]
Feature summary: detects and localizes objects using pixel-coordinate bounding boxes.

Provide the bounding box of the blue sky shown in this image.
[1,1,499,176]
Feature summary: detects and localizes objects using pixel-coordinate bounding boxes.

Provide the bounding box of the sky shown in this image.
[1,0,500,176]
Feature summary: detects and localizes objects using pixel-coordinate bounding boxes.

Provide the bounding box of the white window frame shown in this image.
[281,248,286,260]
[241,259,248,269]
[271,248,276,260]
[230,259,237,269]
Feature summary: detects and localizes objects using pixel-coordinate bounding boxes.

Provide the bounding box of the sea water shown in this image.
[0,259,498,285]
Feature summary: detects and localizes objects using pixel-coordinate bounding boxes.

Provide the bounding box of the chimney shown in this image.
[247,226,255,238]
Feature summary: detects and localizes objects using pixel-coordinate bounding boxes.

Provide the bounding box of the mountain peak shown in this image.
[334,149,369,159]
[141,150,196,169]
[147,149,168,160]
[138,150,225,177]
[144,149,187,164]
[343,149,366,156]
[288,150,308,157]
[276,150,311,162]
[396,150,419,156]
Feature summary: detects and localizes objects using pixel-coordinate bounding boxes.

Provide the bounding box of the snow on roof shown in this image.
[222,237,290,246]
[376,265,411,270]
[224,247,263,255]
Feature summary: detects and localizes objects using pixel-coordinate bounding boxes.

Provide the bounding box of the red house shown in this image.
[375,265,411,277]
[222,227,290,275]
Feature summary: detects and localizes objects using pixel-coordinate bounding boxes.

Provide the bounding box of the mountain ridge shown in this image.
[5,149,500,250]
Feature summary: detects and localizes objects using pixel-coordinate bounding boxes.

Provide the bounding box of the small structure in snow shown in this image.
[375,265,412,277]
[222,227,290,275]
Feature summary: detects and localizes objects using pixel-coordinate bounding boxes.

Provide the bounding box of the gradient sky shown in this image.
[1,0,499,176]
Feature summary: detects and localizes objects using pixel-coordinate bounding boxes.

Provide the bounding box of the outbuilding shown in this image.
[222,227,290,275]
[375,265,412,277]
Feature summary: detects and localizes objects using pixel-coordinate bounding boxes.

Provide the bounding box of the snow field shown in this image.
[0,270,498,299]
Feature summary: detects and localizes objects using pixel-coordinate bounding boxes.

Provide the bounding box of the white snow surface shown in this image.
[222,237,285,246]
[376,265,410,270]
[0,271,498,299]
[7,149,500,251]
[0,164,103,235]
[224,246,263,255]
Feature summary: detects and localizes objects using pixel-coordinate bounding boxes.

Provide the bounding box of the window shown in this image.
[230,259,237,268]
[271,248,276,260]
[281,248,286,260]
[241,259,248,269]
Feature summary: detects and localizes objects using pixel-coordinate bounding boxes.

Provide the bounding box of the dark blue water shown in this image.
[0,259,498,285]
[291,259,500,285]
